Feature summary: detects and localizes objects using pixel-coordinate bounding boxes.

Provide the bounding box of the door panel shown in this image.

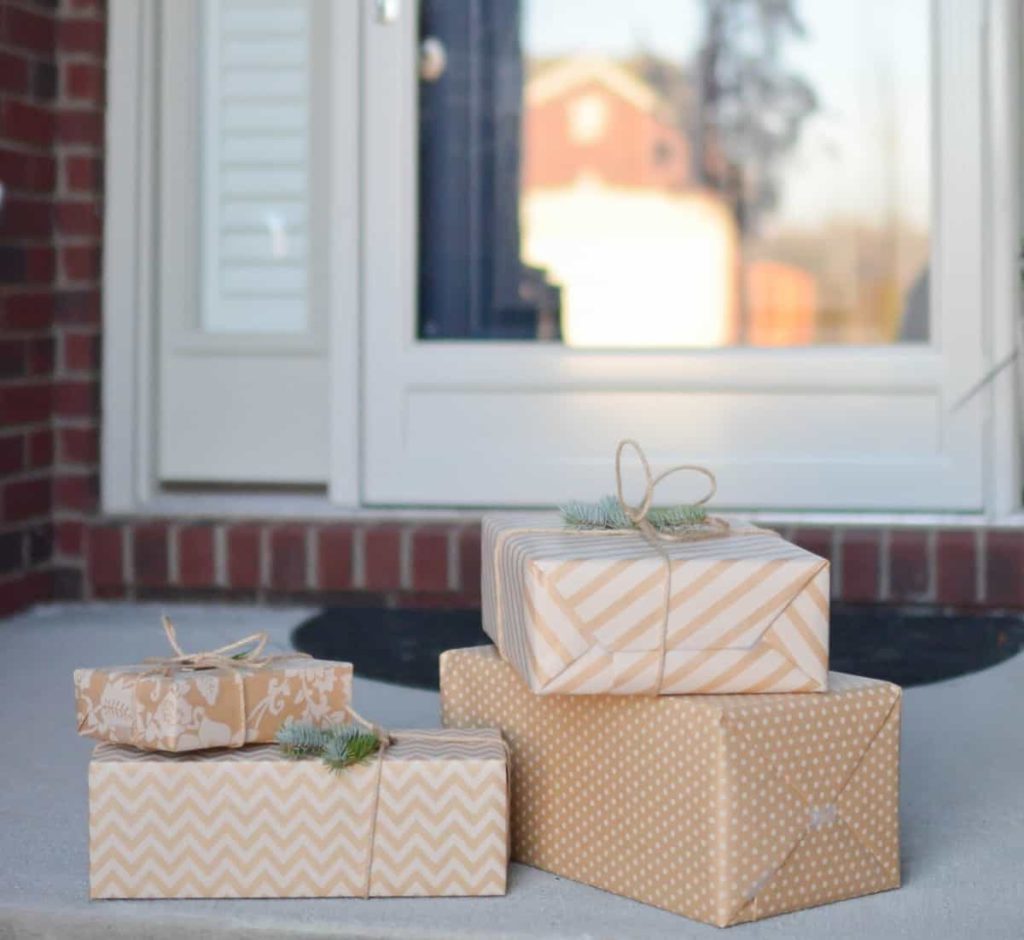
[362,0,986,510]
[158,0,329,484]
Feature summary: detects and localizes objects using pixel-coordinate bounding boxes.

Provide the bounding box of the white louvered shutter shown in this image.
[200,0,313,334]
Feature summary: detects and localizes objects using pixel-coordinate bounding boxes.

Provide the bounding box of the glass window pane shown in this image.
[418,0,930,346]
[199,0,312,335]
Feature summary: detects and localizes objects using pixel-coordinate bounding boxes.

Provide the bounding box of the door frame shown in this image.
[102,0,1022,521]
[102,0,361,512]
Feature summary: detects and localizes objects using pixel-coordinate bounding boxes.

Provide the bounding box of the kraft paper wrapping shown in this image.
[483,514,830,694]
[88,729,509,899]
[440,646,901,928]
[75,658,352,751]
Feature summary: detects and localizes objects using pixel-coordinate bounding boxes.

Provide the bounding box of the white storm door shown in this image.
[157,0,337,484]
[363,0,990,511]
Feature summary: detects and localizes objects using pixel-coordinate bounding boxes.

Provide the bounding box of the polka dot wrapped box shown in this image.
[440,646,901,928]
[483,514,830,695]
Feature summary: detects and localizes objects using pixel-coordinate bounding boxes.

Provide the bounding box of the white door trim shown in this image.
[101,0,361,512]
[102,0,158,514]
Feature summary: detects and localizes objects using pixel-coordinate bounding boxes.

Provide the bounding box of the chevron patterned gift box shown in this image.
[88,729,509,899]
[483,514,830,694]
[441,646,901,928]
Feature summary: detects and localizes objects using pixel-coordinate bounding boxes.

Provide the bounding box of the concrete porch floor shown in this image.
[0,603,1021,939]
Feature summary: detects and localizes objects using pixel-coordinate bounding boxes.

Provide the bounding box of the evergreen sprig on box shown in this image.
[276,721,382,773]
[560,494,707,531]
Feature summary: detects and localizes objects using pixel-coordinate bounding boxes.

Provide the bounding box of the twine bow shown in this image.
[144,615,306,674]
[613,438,728,542]
[492,440,755,693]
[332,708,512,898]
[612,439,730,692]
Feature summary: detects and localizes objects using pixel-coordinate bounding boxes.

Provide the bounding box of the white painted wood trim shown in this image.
[101,0,158,513]
[987,0,1024,517]
[326,0,361,506]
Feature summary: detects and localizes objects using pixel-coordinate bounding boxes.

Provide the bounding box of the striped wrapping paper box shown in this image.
[88,729,508,899]
[483,514,830,695]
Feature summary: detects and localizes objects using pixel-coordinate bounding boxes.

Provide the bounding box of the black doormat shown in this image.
[291,604,1024,691]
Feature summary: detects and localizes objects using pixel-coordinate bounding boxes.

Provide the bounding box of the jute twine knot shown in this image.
[144,615,309,674]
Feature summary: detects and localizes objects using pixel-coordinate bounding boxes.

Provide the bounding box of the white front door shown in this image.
[156,0,334,484]
[361,0,988,511]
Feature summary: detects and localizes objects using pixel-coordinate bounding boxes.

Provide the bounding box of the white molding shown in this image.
[326,0,361,505]
[102,0,158,513]
[108,492,1000,528]
[986,0,1023,518]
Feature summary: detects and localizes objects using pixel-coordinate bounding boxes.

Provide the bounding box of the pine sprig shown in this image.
[275,722,382,772]
[275,722,336,758]
[322,730,381,773]
[561,494,707,531]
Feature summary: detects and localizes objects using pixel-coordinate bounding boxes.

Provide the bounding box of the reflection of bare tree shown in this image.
[694,0,816,236]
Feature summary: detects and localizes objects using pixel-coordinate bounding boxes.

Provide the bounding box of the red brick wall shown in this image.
[0,0,102,615]
[1,2,1022,619]
[71,519,1018,612]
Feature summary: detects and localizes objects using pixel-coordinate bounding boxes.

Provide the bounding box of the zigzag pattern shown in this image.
[89,742,508,899]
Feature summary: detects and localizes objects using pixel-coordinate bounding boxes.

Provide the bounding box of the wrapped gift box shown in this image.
[483,514,830,694]
[75,657,352,751]
[88,728,509,899]
[441,646,900,928]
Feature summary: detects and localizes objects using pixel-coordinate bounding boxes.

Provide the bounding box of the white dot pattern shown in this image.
[440,646,901,927]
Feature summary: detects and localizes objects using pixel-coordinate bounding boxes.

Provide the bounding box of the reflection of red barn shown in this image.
[523,58,691,192]
[521,56,818,347]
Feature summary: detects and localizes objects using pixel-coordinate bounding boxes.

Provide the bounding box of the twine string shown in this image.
[345,707,511,898]
[143,615,309,674]
[612,439,730,692]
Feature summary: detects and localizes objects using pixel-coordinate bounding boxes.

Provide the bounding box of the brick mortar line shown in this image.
[446,527,459,592]
[975,529,987,605]
[167,522,179,586]
[305,526,317,591]
[398,526,412,591]
[259,526,270,598]
[213,524,227,588]
[351,527,366,589]
[121,524,133,592]
[923,529,938,603]
[878,529,891,602]
[828,528,842,597]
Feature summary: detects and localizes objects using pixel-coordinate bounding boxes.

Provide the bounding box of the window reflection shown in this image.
[418,0,930,347]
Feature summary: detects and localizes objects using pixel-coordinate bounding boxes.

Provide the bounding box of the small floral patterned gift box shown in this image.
[441,645,901,928]
[74,619,352,752]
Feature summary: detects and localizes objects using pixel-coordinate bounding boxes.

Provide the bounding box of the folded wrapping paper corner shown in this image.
[88,728,509,899]
[482,513,830,695]
[74,656,353,751]
[440,645,901,928]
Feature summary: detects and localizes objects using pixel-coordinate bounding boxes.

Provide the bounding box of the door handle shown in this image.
[374,0,399,24]
[419,37,447,82]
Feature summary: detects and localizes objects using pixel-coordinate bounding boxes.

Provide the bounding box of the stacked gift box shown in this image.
[75,442,901,927]
[76,620,509,899]
[441,442,902,928]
